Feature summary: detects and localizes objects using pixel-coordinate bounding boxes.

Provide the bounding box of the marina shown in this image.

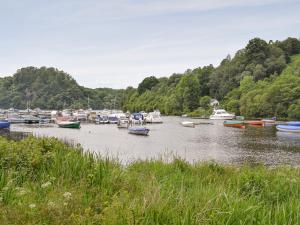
[2,115,299,166]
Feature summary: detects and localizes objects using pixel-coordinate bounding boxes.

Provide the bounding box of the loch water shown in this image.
[6,116,300,166]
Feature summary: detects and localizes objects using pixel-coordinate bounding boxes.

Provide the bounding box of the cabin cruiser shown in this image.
[139,111,148,118]
[145,111,163,123]
[95,115,109,124]
[6,113,25,123]
[209,109,235,120]
[62,109,73,117]
[108,114,118,124]
[130,113,145,125]
[73,109,88,121]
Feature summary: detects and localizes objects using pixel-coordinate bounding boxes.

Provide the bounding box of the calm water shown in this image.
[8,116,300,166]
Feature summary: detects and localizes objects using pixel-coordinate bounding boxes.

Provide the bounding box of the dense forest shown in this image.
[0,67,124,110]
[0,37,299,119]
[123,37,300,119]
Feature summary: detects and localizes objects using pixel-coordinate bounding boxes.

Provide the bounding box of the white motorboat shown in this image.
[117,119,129,128]
[74,109,88,121]
[181,121,195,128]
[145,112,163,123]
[209,109,235,120]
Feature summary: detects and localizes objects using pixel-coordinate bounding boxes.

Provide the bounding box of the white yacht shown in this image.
[145,111,163,123]
[73,109,88,121]
[209,109,235,120]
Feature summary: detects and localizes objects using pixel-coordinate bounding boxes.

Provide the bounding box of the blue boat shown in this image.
[276,125,300,133]
[0,120,11,129]
[128,127,149,135]
[287,121,300,126]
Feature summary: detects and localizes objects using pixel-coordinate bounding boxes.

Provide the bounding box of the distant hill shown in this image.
[0,67,124,110]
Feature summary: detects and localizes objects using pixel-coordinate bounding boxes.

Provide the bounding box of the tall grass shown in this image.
[0,136,300,224]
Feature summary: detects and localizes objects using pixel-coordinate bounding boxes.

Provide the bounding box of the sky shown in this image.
[0,0,300,88]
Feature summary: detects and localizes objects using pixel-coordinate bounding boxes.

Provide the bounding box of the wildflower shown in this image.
[29,203,36,209]
[41,181,52,189]
[17,189,27,196]
[47,201,56,208]
[63,192,72,200]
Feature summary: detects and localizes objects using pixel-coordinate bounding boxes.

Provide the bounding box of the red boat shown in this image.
[246,120,264,126]
[223,120,245,129]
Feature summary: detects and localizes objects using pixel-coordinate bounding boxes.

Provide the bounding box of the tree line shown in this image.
[0,37,299,119]
[123,37,300,119]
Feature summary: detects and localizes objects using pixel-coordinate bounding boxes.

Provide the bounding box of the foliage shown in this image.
[124,37,300,118]
[137,76,159,95]
[1,136,300,224]
[223,54,300,119]
[0,67,124,110]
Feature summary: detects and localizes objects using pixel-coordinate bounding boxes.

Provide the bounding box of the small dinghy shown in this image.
[276,125,300,133]
[223,120,245,129]
[57,121,81,129]
[128,127,149,135]
[181,121,195,128]
[0,120,10,129]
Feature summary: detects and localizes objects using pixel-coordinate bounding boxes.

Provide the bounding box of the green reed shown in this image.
[0,136,300,224]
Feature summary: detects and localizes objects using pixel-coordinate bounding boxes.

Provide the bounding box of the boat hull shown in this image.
[246,120,264,126]
[128,127,149,135]
[276,125,300,133]
[287,121,300,126]
[58,121,81,129]
[262,119,276,124]
[0,120,10,129]
[181,121,195,128]
[209,115,235,120]
[223,120,245,129]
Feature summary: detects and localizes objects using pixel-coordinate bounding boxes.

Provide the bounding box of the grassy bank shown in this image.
[1,136,300,224]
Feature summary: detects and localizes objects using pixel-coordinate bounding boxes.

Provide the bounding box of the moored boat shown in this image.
[276,125,300,133]
[287,121,300,126]
[0,120,10,129]
[145,111,163,123]
[262,117,276,124]
[73,109,88,121]
[108,114,118,124]
[7,114,25,123]
[181,121,195,128]
[128,126,149,135]
[130,113,145,125]
[117,119,129,128]
[223,120,245,129]
[235,116,245,121]
[95,115,109,124]
[24,115,40,124]
[57,121,81,129]
[246,120,264,126]
[210,109,235,120]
